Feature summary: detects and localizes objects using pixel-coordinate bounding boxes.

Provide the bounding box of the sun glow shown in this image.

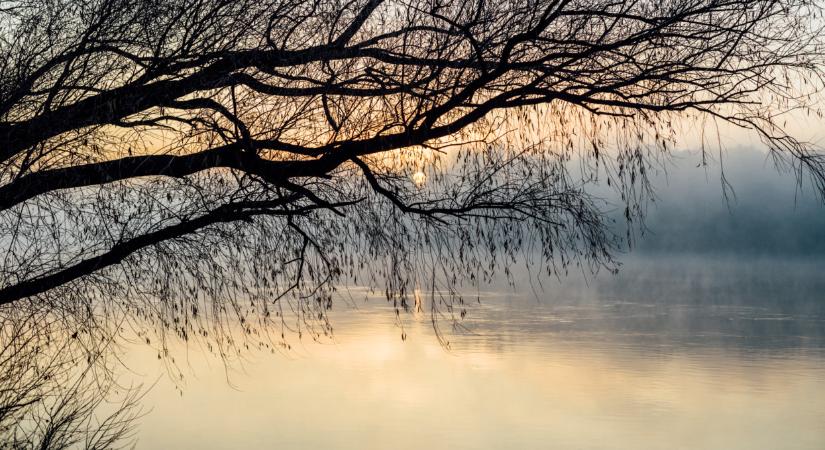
[411,170,427,186]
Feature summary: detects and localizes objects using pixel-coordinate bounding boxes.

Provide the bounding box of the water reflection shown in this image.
[123,256,824,450]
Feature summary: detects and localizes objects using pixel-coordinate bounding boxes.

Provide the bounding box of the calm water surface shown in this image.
[128,256,825,449]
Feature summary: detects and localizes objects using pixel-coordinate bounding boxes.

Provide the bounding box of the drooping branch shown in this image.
[0,0,821,312]
[0,85,569,212]
[0,195,371,305]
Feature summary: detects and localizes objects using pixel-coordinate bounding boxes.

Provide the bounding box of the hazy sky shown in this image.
[612,146,825,256]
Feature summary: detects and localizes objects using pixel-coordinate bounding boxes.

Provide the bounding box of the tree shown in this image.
[0,303,143,449]
[0,0,823,347]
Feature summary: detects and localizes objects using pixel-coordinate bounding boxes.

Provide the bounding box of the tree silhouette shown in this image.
[0,0,823,348]
[0,304,144,449]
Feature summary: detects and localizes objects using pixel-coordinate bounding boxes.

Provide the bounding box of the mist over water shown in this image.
[124,147,825,449]
[629,147,825,256]
[129,258,825,450]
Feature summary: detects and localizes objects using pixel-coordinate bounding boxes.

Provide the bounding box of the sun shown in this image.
[411,171,427,186]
